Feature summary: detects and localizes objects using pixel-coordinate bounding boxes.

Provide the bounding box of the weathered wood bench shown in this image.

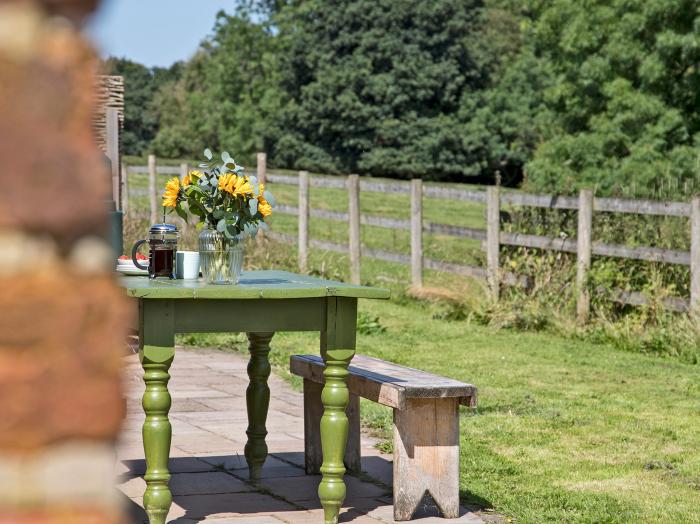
[290,354,477,521]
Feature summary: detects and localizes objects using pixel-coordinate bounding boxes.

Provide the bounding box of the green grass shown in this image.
[179,292,700,523]
[171,243,700,524]
[125,166,700,523]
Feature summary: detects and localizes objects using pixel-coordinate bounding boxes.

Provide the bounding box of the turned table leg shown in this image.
[318,297,357,524]
[245,332,274,481]
[139,300,175,524]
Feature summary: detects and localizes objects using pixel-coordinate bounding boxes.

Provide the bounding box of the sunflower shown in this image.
[219,174,253,197]
[162,177,180,207]
[184,170,202,186]
[257,183,272,218]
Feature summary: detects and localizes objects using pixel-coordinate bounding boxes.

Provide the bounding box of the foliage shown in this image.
[150,10,281,165]
[271,0,492,180]
[102,57,182,156]
[163,148,275,240]
[179,240,700,522]
[356,312,387,335]
[523,0,700,197]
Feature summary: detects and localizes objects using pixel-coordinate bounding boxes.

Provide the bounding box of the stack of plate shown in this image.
[116,258,149,276]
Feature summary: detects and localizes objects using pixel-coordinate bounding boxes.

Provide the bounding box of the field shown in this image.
[124,170,700,523]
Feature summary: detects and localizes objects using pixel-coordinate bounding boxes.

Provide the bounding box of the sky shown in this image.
[87,0,237,68]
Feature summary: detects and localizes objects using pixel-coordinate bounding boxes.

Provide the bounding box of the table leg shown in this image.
[140,300,175,524]
[245,332,274,481]
[318,298,357,524]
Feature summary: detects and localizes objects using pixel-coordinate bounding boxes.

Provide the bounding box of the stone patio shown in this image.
[117,347,488,524]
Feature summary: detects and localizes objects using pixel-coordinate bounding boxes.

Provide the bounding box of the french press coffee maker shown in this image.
[131,223,179,279]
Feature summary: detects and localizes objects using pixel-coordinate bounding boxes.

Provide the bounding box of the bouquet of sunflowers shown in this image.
[162,148,274,241]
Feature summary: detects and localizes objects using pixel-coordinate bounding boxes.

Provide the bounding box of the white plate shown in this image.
[116,266,149,276]
[117,258,148,266]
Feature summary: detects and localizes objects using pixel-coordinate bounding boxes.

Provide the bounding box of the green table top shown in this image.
[120,270,390,300]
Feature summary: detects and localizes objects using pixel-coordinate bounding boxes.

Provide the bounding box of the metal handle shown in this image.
[131,239,149,270]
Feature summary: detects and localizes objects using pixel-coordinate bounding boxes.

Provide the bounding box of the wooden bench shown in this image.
[290,354,477,521]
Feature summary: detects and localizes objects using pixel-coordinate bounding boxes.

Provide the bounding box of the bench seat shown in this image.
[290,354,477,520]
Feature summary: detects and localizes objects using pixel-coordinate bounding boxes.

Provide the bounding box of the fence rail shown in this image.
[123,155,698,320]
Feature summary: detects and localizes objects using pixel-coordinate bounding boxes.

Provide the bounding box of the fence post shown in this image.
[179,162,188,182]
[148,154,158,224]
[348,174,361,285]
[257,152,267,185]
[121,163,129,216]
[486,186,500,301]
[256,153,267,242]
[691,197,700,315]
[410,178,423,289]
[576,189,593,324]
[298,170,310,272]
[105,107,120,210]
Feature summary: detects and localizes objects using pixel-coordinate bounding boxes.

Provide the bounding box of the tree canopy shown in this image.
[106,0,700,196]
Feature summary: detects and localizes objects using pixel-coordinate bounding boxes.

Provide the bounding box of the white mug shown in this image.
[176,251,200,279]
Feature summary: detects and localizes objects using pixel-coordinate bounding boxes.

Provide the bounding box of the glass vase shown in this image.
[198,227,244,285]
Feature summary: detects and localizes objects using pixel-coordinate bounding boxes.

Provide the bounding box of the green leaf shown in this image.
[213,209,224,219]
[249,198,258,215]
[204,148,213,160]
[216,218,227,232]
[175,205,188,223]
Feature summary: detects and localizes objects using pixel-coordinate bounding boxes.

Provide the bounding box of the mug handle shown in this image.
[131,239,149,270]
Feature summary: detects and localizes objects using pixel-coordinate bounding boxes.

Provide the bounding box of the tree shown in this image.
[271,0,490,180]
[151,11,281,165]
[103,58,182,156]
[523,0,700,196]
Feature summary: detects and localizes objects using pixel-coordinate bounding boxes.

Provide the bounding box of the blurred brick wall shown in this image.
[0,1,131,523]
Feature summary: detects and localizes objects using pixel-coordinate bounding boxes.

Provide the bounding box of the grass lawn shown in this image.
[171,246,700,524]
[123,167,700,523]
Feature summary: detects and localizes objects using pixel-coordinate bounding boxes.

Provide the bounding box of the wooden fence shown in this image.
[123,154,700,322]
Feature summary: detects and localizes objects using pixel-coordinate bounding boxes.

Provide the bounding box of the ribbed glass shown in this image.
[198,227,244,285]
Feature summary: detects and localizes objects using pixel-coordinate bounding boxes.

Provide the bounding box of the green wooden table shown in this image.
[120,271,389,524]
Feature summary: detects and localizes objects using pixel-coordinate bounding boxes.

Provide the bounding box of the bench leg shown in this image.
[304,379,361,474]
[393,398,460,520]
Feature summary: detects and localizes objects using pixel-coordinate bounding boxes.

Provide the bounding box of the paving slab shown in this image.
[118,346,487,524]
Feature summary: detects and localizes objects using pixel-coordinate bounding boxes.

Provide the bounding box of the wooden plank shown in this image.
[148,154,158,224]
[424,185,485,203]
[363,247,411,265]
[500,232,577,253]
[500,232,690,265]
[576,190,593,324]
[257,153,267,184]
[122,269,390,300]
[608,289,688,313]
[424,223,486,240]
[393,398,460,520]
[130,165,181,175]
[486,186,500,300]
[348,174,361,285]
[266,173,299,186]
[360,180,409,195]
[692,197,700,314]
[594,196,690,217]
[121,163,129,215]
[501,192,579,210]
[290,354,477,410]
[105,107,120,209]
[410,179,423,288]
[592,243,689,265]
[298,171,310,272]
[179,162,188,182]
[311,238,347,254]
